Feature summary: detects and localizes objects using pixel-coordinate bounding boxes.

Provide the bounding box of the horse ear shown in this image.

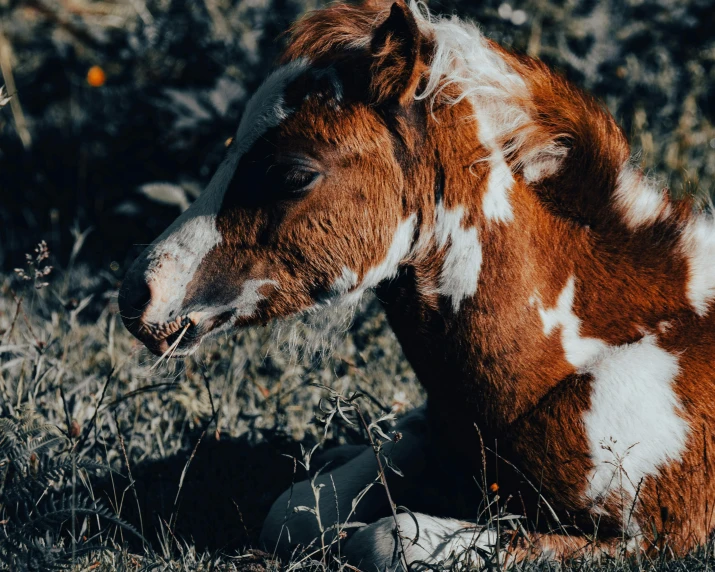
[370,1,423,105]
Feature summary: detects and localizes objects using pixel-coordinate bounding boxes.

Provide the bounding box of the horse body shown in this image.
[119,0,715,565]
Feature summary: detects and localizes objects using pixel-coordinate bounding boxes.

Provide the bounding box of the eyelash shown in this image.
[267,164,320,194]
[284,168,319,191]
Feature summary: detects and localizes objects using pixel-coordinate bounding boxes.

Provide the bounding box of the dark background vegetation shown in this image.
[0,0,714,273]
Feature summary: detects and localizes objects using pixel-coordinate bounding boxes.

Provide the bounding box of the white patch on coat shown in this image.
[522,151,566,183]
[361,215,416,287]
[230,279,278,317]
[536,278,689,510]
[537,276,607,368]
[186,279,277,334]
[335,215,417,306]
[434,203,482,312]
[414,4,566,183]
[472,104,514,224]
[138,60,309,326]
[330,267,359,296]
[481,152,515,223]
[343,514,497,571]
[612,164,671,230]
[416,11,529,145]
[679,213,715,316]
[583,335,688,502]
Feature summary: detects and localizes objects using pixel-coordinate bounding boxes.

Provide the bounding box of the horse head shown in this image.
[119,1,437,356]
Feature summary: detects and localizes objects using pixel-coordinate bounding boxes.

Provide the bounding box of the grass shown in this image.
[0,239,423,570]
[2,241,715,571]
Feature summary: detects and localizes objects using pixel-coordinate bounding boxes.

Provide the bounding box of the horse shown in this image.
[118,0,715,568]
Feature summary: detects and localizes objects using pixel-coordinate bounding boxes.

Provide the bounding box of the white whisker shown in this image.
[150,323,190,371]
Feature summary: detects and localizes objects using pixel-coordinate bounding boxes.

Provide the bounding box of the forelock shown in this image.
[281,3,381,64]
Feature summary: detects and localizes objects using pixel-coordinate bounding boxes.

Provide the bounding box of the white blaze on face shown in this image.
[680,212,715,317]
[612,163,671,230]
[583,335,688,503]
[434,203,482,312]
[537,276,608,368]
[140,60,309,325]
[232,59,310,157]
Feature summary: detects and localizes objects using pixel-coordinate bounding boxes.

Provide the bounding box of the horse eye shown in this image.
[267,165,320,195]
[284,168,320,192]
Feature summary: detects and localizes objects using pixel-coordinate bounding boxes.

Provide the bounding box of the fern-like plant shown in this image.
[0,408,142,570]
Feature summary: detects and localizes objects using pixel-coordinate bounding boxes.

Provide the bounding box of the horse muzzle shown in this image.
[119,261,202,356]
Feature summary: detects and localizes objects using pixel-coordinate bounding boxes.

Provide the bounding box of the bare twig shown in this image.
[114,412,145,545]
[198,365,217,421]
[9,289,39,344]
[353,404,410,571]
[103,381,180,409]
[76,368,114,451]
[59,384,73,441]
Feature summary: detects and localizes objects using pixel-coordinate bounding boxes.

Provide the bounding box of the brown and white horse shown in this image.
[119,0,715,567]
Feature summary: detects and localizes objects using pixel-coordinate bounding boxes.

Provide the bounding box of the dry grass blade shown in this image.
[150,323,190,371]
[0,84,11,107]
[0,31,31,148]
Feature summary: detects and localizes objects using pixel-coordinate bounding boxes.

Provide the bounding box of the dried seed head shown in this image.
[70,419,81,439]
[29,452,39,477]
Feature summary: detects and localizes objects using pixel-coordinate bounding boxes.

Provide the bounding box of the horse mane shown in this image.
[283,0,691,231]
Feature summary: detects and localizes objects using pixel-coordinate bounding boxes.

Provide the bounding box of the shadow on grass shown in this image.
[92,425,487,557]
[94,434,301,553]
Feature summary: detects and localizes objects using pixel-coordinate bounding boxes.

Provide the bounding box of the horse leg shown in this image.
[259,406,431,556]
[311,444,368,472]
[343,516,627,571]
[342,513,497,571]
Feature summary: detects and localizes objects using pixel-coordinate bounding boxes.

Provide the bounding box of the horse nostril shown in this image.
[118,271,152,333]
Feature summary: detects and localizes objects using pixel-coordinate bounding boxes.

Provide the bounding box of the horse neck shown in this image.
[386,96,692,430]
[378,102,566,427]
